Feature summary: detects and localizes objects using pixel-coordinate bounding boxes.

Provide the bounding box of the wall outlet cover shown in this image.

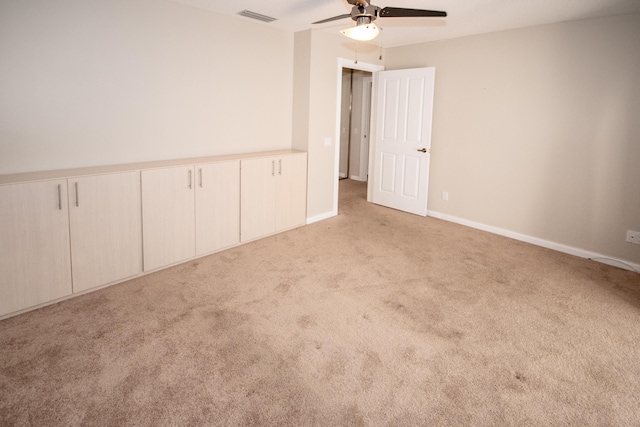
[626,230,640,245]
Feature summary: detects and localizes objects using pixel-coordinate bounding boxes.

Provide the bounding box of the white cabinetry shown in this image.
[241,152,307,242]
[0,149,305,318]
[275,154,308,232]
[0,180,72,315]
[142,166,196,272]
[69,172,142,293]
[142,160,241,271]
[195,160,240,255]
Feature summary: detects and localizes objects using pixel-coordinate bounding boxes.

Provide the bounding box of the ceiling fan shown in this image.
[313,0,447,41]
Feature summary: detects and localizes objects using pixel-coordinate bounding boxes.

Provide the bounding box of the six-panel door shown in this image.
[372,68,435,216]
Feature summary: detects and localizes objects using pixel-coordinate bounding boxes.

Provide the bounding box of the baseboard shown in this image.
[339,172,347,179]
[427,210,640,273]
[307,210,337,225]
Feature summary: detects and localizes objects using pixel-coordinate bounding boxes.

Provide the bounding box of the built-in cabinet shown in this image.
[142,166,197,272]
[141,160,240,272]
[0,180,73,316]
[195,161,240,255]
[69,172,142,293]
[0,150,306,318]
[241,153,307,242]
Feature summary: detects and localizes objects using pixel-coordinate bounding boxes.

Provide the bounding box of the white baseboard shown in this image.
[427,210,640,273]
[339,172,347,179]
[306,210,337,225]
[350,175,364,181]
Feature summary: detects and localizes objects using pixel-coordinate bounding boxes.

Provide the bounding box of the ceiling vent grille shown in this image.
[237,10,277,23]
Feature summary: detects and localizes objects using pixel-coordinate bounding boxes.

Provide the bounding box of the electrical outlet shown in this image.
[626,230,640,245]
[442,191,449,201]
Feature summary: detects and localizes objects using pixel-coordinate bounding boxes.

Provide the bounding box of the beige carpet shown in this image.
[1,179,639,426]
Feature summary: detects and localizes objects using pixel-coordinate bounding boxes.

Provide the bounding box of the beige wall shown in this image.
[3,1,636,264]
[385,14,640,264]
[291,30,311,154]
[294,30,382,220]
[0,0,293,174]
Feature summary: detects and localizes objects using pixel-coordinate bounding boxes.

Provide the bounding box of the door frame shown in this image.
[333,58,384,215]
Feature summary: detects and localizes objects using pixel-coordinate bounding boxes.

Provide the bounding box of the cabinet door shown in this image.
[0,180,72,316]
[195,160,240,255]
[240,157,276,242]
[142,166,196,272]
[275,153,308,232]
[69,172,142,293]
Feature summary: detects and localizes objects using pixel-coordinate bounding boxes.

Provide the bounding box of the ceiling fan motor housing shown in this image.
[351,4,380,24]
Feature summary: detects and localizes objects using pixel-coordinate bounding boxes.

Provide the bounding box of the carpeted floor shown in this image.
[1,179,639,426]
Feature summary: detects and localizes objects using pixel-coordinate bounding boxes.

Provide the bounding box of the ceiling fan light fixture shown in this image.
[341,22,380,41]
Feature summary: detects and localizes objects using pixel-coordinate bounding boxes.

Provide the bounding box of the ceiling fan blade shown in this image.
[312,14,352,24]
[379,7,447,18]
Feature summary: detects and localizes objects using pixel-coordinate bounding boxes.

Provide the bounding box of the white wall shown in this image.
[0,0,294,174]
[385,14,640,265]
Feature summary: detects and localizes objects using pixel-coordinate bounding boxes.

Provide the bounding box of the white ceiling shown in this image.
[165,0,640,48]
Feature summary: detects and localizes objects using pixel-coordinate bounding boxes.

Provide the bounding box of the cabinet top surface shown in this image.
[0,150,307,185]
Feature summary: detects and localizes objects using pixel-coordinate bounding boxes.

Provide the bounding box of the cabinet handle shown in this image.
[199,168,203,187]
[272,160,275,176]
[188,169,192,189]
[57,184,62,210]
[74,182,79,207]
[279,159,282,175]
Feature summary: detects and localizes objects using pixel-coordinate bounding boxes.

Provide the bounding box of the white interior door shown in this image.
[371,67,435,216]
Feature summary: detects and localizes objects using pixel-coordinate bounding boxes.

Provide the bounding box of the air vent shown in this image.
[237,10,277,23]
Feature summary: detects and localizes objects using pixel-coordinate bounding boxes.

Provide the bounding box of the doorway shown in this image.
[339,69,373,183]
[331,58,384,217]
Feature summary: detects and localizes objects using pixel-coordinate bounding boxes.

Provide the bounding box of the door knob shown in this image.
[417,148,427,153]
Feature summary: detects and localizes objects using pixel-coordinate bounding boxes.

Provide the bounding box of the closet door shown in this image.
[0,180,72,316]
[142,166,196,272]
[195,160,240,255]
[69,172,142,293]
